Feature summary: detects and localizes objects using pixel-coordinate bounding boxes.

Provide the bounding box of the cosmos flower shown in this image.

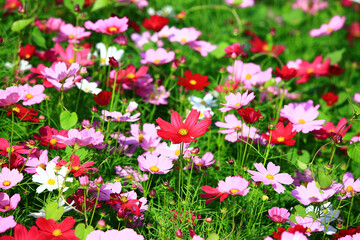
[291,216,324,235]
[140,48,175,65]
[237,108,262,124]
[85,16,128,34]
[177,70,210,91]
[24,150,60,174]
[219,90,255,112]
[292,0,329,14]
[33,126,68,150]
[18,44,36,60]
[36,217,79,240]
[0,167,23,190]
[75,79,102,95]
[188,40,217,57]
[86,229,144,240]
[142,14,169,31]
[312,118,351,140]
[169,27,201,44]
[321,92,339,106]
[0,86,24,107]
[0,192,21,212]
[55,128,104,148]
[339,172,360,199]
[53,23,91,43]
[262,122,297,146]
[93,90,112,106]
[0,215,17,234]
[224,43,245,58]
[224,0,254,8]
[20,84,46,106]
[101,110,141,122]
[0,223,44,239]
[54,43,94,66]
[41,62,80,91]
[274,65,298,80]
[267,207,290,223]
[244,30,285,56]
[138,153,173,174]
[310,15,346,37]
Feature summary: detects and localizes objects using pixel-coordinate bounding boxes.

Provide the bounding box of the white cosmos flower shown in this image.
[32,162,73,194]
[95,43,124,66]
[75,79,102,94]
[5,60,32,72]
[189,93,217,111]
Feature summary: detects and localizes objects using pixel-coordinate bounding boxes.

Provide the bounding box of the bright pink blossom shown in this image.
[169,27,201,45]
[20,84,46,106]
[0,86,24,107]
[219,90,255,112]
[188,40,217,57]
[41,62,80,91]
[54,43,94,66]
[138,153,173,174]
[0,192,20,212]
[339,172,360,199]
[85,16,128,35]
[53,23,91,43]
[55,128,104,148]
[0,215,17,233]
[86,228,144,240]
[267,207,290,223]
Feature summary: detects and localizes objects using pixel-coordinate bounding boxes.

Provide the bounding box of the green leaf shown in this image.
[45,202,64,221]
[315,166,332,189]
[209,42,228,59]
[282,9,304,26]
[64,0,85,13]
[297,150,310,170]
[142,42,156,51]
[60,111,78,130]
[91,0,109,12]
[11,18,34,32]
[264,78,277,89]
[349,101,360,116]
[348,144,360,163]
[233,0,243,4]
[31,27,47,49]
[75,223,94,240]
[325,48,345,65]
[207,233,220,240]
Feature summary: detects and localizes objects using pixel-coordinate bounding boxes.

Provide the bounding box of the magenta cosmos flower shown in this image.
[138,153,174,174]
[267,207,290,223]
[41,62,80,91]
[0,167,23,190]
[86,228,144,240]
[247,162,294,193]
[0,192,21,212]
[55,128,104,147]
[85,16,128,35]
[310,15,346,37]
[140,48,175,65]
[217,175,251,196]
[101,110,141,122]
[0,86,25,107]
[219,90,255,112]
[20,84,46,106]
[53,23,91,43]
[0,215,16,233]
[339,172,360,199]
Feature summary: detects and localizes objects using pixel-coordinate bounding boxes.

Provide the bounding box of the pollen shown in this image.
[234,125,242,131]
[68,34,74,39]
[68,58,74,64]
[307,68,314,74]
[12,107,20,113]
[195,162,203,166]
[175,149,181,155]
[346,185,354,192]
[298,119,306,124]
[180,38,187,43]
[127,73,135,79]
[263,44,269,52]
[39,163,46,170]
[6,147,14,153]
[327,27,332,33]
[108,26,118,33]
[53,229,62,237]
[47,179,56,185]
[230,189,239,194]
[201,101,206,105]
[189,80,197,85]
[138,134,144,142]
[3,180,11,186]
[277,137,285,142]
[150,166,159,172]
[179,128,188,135]
[84,88,89,92]
[154,59,161,64]
[100,58,106,63]
[266,174,274,180]
[25,54,31,59]
[234,102,242,107]
[72,166,80,171]
[245,74,252,80]
[50,138,57,145]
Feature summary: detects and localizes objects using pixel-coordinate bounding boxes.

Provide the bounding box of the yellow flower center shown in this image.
[3,180,11,186]
[120,196,128,204]
[263,44,269,52]
[68,58,74,64]
[201,101,206,105]
[298,119,306,124]
[39,163,46,170]
[73,166,80,171]
[196,46,201,51]
[266,174,274,180]
[277,137,285,142]
[306,228,311,233]
[126,175,134,180]
[127,73,135,79]
[234,125,242,131]
[180,38,187,43]
[12,107,20,113]
[154,59,161,64]
[47,179,56,185]
[245,74,252,80]
[68,34,74,39]
[234,103,242,107]
[25,54,31,59]
[6,147,14,153]
[84,88,89,92]
[346,185,354,192]
[150,166,159,172]
[50,138,57,145]
[230,189,239,194]
[179,128,188,135]
[53,229,62,237]
[108,26,118,33]
[148,147,155,152]
[26,94,33,99]
[100,58,106,63]
[307,68,314,74]
[138,134,144,143]
[4,205,10,210]
[189,80,197,85]
[195,162,203,166]
[327,27,332,33]
[175,149,181,155]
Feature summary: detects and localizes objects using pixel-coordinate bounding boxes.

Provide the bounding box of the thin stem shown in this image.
[347,196,354,229]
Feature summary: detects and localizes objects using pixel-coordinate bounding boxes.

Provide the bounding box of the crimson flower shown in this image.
[224,43,245,59]
[35,217,79,240]
[93,90,112,106]
[328,64,344,76]
[200,186,228,204]
[142,15,169,31]
[321,92,339,106]
[156,109,211,144]
[274,65,297,80]
[0,138,31,158]
[332,225,360,239]
[262,122,297,146]
[0,224,45,240]
[245,30,285,56]
[312,118,351,140]
[5,104,40,123]
[295,55,330,84]
[58,155,98,177]
[33,126,68,150]
[177,70,210,91]
[237,108,262,124]
[19,44,36,60]
[106,193,142,217]
[272,225,308,239]
[67,189,102,212]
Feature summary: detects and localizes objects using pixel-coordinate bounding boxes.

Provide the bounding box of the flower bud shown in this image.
[91,106,99,113]
[333,135,342,144]
[219,67,225,74]
[162,182,169,189]
[39,115,45,120]
[228,159,234,165]
[95,176,103,185]
[190,147,200,154]
[97,220,106,228]
[130,184,137,190]
[79,175,89,186]
[108,57,119,68]
[18,5,24,13]
[206,217,212,223]
[149,189,156,198]
[170,200,176,205]
[176,229,183,238]
[80,67,88,76]
[113,35,127,45]
[74,4,80,12]
[340,164,347,171]
[221,208,227,214]
[27,139,36,146]
[0,36,3,45]
[340,189,346,196]
[350,190,357,196]
[171,59,179,70]
[179,55,186,65]
[262,195,269,201]
[168,186,174,192]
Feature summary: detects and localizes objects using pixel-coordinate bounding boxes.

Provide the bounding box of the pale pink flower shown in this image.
[248,162,294,193]
[267,207,290,223]
[281,231,308,240]
[140,48,175,65]
[292,0,329,15]
[138,153,173,174]
[353,93,360,103]
[143,85,170,105]
[310,15,346,37]
[0,167,23,190]
[45,17,65,32]
[0,192,21,212]
[86,228,144,240]
[339,172,360,199]
[24,150,60,174]
[158,25,178,38]
[169,27,202,45]
[0,86,24,107]
[41,62,80,91]
[85,16,128,35]
[0,215,16,233]
[219,90,255,112]
[55,128,104,147]
[53,23,91,43]
[217,175,250,196]
[20,84,46,106]
[291,216,324,235]
[224,0,254,8]
[131,31,163,50]
[126,101,138,113]
[97,182,122,201]
[188,40,217,57]
[191,152,216,168]
[101,110,141,122]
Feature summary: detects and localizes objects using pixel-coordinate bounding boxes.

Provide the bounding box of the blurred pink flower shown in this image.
[45,17,65,32]
[0,167,23,190]
[0,86,24,107]
[339,172,360,199]
[267,207,290,223]
[86,228,144,240]
[54,43,94,66]
[85,16,128,35]
[0,192,21,212]
[217,175,251,196]
[117,0,148,9]
[55,128,104,147]
[188,40,217,57]
[219,90,255,112]
[101,110,141,122]
[140,48,175,65]
[138,153,174,174]
[293,0,328,15]
[353,93,360,103]
[53,23,91,43]
[310,15,346,37]
[169,27,201,45]
[24,150,60,174]
[0,215,17,233]
[143,85,170,105]
[224,0,254,8]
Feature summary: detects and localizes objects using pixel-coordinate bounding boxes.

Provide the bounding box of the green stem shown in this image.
[347,196,354,229]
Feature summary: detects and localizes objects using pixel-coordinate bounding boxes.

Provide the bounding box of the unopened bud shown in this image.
[80,67,87,76]
[79,175,89,186]
[171,59,179,70]
[95,176,103,185]
[176,229,183,238]
[340,164,347,170]
[130,184,137,190]
[162,182,169,189]
[206,217,212,223]
[39,115,45,120]
[228,159,234,165]
[179,55,186,65]
[340,189,346,196]
[97,220,106,228]
[0,36,3,45]
[149,189,156,198]
[221,208,227,214]
[333,135,342,144]
[351,190,357,196]
[262,195,269,201]
[91,106,98,113]
[270,28,276,36]
[108,57,119,68]
[74,4,80,12]
[219,67,225,74]
[27,139,36,145]
[168,186,174,192]
[170,200,176,205]
[18,5,24,13]
[190,147,200,154]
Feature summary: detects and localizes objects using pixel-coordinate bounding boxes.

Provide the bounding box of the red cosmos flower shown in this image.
[177,70,210,91]
[237,108,262,124]
[272,225,308,239]
[5,104,40,123]
[113,65,149,84]
[0,138,32,158]
[328,64,345,76]
[67,189,102,212]
[312,118,351,140]
[106,193,142,217]
[93,90,112,106]
[321,92,339,106]
[215,80,240,93]
[128,19,141,33]
[274,65,297,80]
[332,225,360,239]
[33,126,68,150]
[295,55,330,84]
[0,224,46,240]
[245,30,285,56]
[3,0,21,13]
[19,44,36,60]
[142,15,169,32]
[36,217,79,240]
[58,155,98,177]
[262,122,297,146]
[224,43,245,59]
[156,109,211,144]
[200,186,228,204]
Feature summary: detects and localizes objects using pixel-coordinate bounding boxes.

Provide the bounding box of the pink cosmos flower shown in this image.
[45,17,65,32]
[24,150,60,174]
[281,231,309,240]
[353,93,360,103]
[97,182,123,201]
[53,23,91,43]
[247,162,294,193]
[85,16,128,35]
[188,152,216,169]
[188,41,217,57]
[339,172,360,199]
[0,86,25,107]
[0,192,21,212]
[291,181,341,205]
[218,175,251,196]
[280,100,325,133]
[291,216,324,235]
[131,31,163,50]
[138,153,174,174]
[54,43,94,66]
[20,84,46,106]
[224,0,254,8]
[310,15,346,37]
[101,110,141,122]
[169,27,201,45]
[55,128,104,148]
[267,207,290,223]
[0,167,23,190]
[292,0,329,15]
[86,228,144,240]
[219,90,255,112]
[143,85,170,105]
[41,62,80,91]
[158,25,178,38]
[140,48,175,65]
[0,215,17,233]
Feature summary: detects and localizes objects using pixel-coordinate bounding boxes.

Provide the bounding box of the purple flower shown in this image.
[138,153,173,174]
[0,192,21,212]
[55,128,104,147]
[143,85,170,105]
[169,27,201,45]
[86,228,144,240]
[140,48,175,65]
[187,152,216,170]
[0,167,23,190]
[41,62,80,91]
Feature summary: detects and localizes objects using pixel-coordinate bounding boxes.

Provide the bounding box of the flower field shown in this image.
[0,0,360,239]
